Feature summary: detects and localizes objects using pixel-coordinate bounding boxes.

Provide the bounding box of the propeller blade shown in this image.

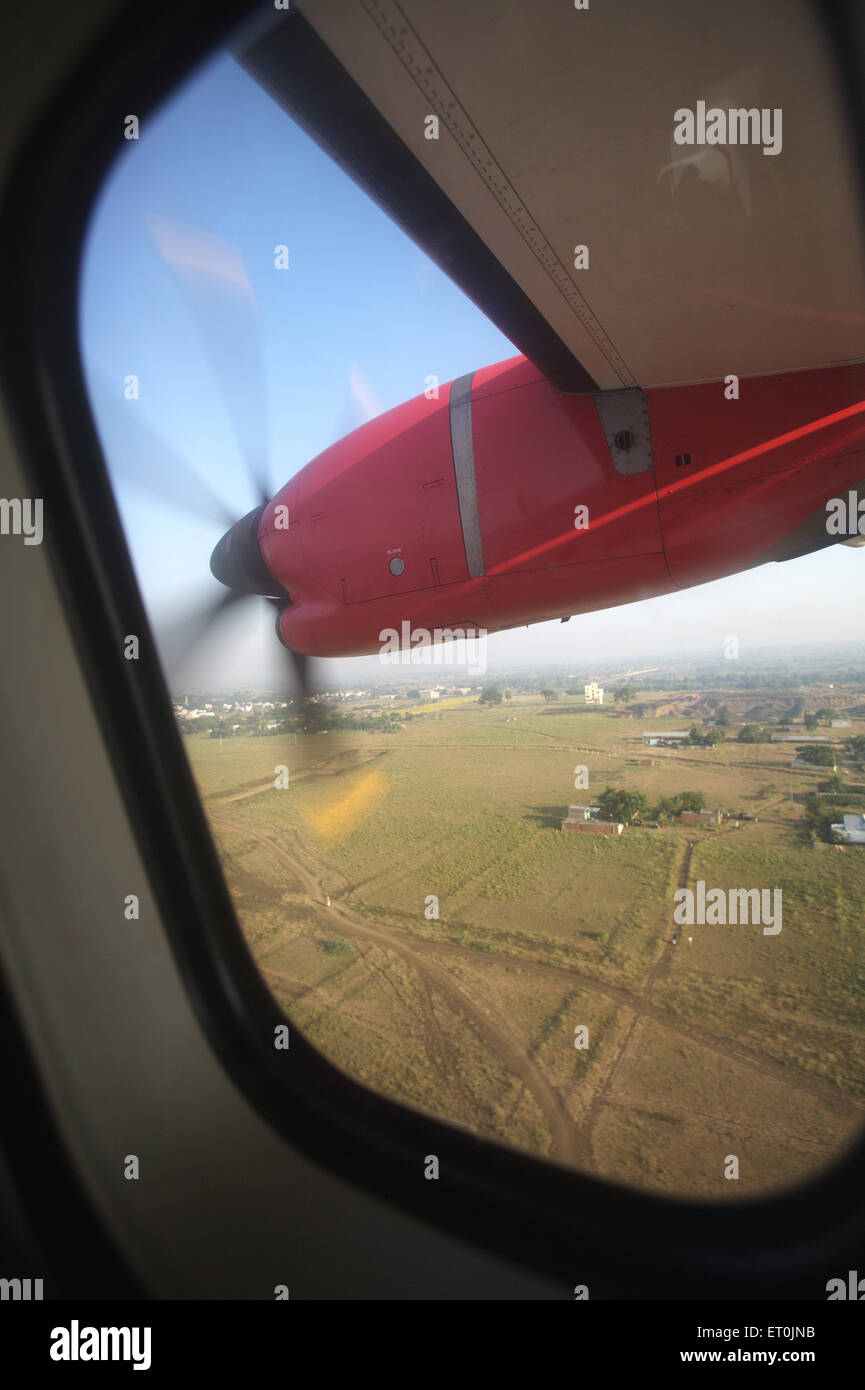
[267,599,314,708]
[285,645,310,704]
[156,586,245,687]
[147,215,271,508]
[333,361,384,441]
[90,373,236,529]
[282,645,332,733]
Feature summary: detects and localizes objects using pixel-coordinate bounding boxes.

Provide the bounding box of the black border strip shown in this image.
[0,0,864,1300]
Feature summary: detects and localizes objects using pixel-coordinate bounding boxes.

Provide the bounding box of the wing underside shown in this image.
[240,0,865,394]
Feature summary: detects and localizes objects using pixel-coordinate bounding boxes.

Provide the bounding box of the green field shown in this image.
[185,692,865,1199]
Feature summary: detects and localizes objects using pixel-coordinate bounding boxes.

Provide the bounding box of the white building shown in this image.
[585,682,604,705]
[831,813,865,845]
[775,734,830,742]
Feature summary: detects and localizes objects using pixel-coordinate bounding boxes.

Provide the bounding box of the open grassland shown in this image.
[405,695,479,714]
[654,837,865,1093]
[187,693,865,1200]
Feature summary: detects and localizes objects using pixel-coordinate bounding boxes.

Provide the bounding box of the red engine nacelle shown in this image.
[254,354,865,658]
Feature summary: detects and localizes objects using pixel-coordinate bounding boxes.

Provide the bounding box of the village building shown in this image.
[774,734,830,742]
[561,804,622,835]
[831,813,865,845]
[677,808,722,826]
[561,819,623,835]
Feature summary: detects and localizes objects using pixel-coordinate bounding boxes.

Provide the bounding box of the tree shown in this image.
[614,685,635,704]
[686,723,723,747]
[825,772,846,793]
[802,793,836,844]
[479,686,503,706]
[306,701,335,731]
[738,724,772,744]
[654,789,706,821]
[816,707,834,726]
[804,713,819,730]
[597,787,648,823]
[795,745,837,768]
[737,724,766,743]
[541,688,560,703]
[407,688,421,700]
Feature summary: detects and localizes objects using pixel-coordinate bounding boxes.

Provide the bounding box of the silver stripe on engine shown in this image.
[449,372,485,578]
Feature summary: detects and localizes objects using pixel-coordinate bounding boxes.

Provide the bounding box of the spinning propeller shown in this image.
[101,216,377,711]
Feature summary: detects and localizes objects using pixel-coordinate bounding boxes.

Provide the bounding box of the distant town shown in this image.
[174,642,865,846]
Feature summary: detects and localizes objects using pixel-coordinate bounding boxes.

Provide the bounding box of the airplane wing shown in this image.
[238,0,865,393]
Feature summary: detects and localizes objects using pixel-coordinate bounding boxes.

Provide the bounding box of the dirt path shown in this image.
[213,815,579,1164]
[570,825,865,1166]
[381,934,862,1115]
[576,839,697,1167]
[214,814,865,1175]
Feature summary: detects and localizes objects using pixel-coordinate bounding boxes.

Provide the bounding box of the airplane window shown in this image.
[80,5,865,1205]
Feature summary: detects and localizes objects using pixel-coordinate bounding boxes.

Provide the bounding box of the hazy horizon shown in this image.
[165,634,865,701]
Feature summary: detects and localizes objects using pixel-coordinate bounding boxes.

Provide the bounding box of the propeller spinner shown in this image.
[209,504,286,599]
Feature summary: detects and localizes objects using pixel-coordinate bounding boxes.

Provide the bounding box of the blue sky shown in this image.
[79,49,864,689]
